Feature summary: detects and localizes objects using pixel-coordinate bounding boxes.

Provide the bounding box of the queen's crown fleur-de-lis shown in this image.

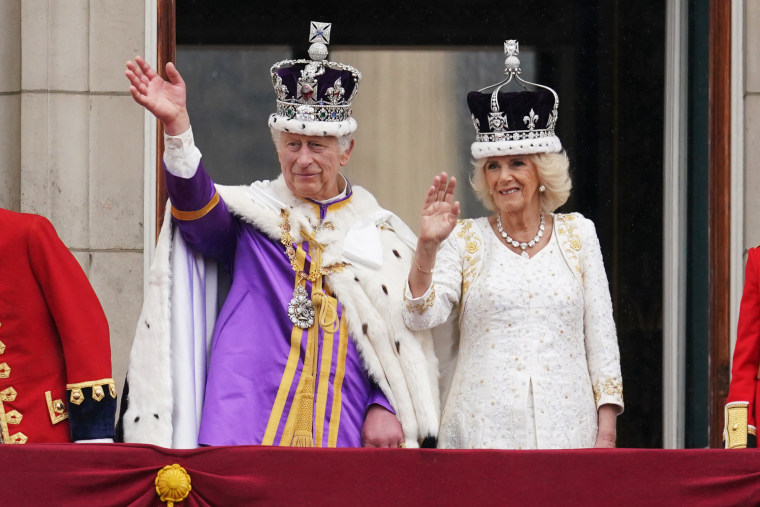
[523,109,538,130]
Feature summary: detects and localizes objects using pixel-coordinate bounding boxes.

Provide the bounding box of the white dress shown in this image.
[403,214,623,449]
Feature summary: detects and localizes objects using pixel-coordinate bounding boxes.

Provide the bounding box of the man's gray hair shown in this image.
[270,128,354,154]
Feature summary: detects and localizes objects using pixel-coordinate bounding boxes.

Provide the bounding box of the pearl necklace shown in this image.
[496,213,545,259]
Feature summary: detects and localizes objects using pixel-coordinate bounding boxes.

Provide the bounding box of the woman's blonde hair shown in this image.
[469,151,572,213]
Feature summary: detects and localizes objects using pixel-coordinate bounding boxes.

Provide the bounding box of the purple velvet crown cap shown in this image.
[467,89,556,134]
[274,64,358,103]
[468,88,562,158]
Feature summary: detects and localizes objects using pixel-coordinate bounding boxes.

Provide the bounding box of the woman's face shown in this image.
[484,155,541,215]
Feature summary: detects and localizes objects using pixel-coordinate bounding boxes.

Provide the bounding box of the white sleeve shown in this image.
[402,232,463,331]
[163,126,202,178]
[580,218,624,412]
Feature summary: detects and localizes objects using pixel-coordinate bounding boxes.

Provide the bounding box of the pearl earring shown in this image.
[489,188,493,195]
[539,185,546,192]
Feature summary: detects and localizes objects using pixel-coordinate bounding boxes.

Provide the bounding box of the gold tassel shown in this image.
[290,375,315,447]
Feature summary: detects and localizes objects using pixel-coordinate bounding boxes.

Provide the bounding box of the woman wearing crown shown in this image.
[402,41,624,449]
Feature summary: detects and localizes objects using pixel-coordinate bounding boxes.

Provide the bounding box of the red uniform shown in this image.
[0,209,116,443]
[725,247,760,448]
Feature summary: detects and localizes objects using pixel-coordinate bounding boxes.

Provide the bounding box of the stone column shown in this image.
[12,0,148,400]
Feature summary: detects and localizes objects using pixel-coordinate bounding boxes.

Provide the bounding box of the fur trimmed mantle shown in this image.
[118,176,439,448]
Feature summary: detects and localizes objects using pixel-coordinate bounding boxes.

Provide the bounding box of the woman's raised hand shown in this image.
[125,56,190,135]
[419,172,460,246]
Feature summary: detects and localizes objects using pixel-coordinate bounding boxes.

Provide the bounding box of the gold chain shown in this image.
[280,209,347,281]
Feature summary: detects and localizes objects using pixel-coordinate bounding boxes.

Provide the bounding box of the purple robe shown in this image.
[165,163,392,447]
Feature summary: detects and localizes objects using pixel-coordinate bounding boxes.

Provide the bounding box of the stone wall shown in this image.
[1,0,148,402]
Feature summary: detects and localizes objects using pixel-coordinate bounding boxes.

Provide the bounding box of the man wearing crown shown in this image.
[118,22,439,449]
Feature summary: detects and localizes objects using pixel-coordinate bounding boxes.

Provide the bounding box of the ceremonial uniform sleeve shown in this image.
[28,217,116,441]
[579,218,624,413]
[725,248,760,448]
[163,127,238,267]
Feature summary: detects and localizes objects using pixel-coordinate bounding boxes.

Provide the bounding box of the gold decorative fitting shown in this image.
[70,388,84,405]
[9,432,28,444]
[1,387,17,401]
[279,209,347,283]
[67,378,117,399]
[570,238,582,251]
[5,410,22,425]
[155,464,192,506]
[46,391,68,424]
[0,362,10,379]
[725,403,749,449]
[0,339,5,354]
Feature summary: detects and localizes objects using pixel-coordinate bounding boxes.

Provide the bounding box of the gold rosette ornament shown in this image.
[155,464,192,506]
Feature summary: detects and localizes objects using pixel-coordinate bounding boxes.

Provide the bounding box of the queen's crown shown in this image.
[468,40,562,158]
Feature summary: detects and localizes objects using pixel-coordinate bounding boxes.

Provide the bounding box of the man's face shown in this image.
[277,132,353,201]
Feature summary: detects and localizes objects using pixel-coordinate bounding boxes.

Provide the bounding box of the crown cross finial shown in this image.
[504,39,521,76]
[308,21,331,61]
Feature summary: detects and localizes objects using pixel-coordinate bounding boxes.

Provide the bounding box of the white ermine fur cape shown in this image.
[120,176,440,448]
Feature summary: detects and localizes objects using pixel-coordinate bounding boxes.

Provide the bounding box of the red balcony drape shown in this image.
[3,444,759,506]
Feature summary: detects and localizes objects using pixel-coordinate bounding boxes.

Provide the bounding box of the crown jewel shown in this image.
[468,39,562,158]
[268,21,361,137]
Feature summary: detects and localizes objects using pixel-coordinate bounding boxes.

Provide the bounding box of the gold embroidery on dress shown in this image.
[0,339,5,355]
[592,377,623,405]
[405,288,436,314]
[457,220,481,295]
[555,214,583,278]
[0,362,10,379]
